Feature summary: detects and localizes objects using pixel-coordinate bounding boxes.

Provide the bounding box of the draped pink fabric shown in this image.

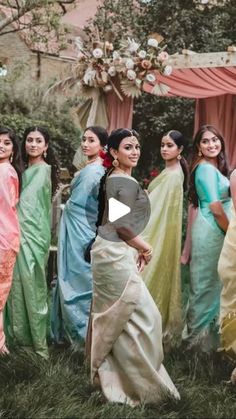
[194,94,236,170]
[143,66,236,168]
[143,67,236,98]
[105,88,133,133]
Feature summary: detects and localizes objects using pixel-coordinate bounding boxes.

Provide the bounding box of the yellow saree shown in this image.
[142,166,184,339]
[218,205,236,358]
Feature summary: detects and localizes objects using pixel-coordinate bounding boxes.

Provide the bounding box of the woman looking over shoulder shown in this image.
[5,126,60,359]
[142,130,188,343]
[90,128,180,406]
[0,127,22,355]
[218,170,236,382]
[52,126,108,348]
[183,125,231,352]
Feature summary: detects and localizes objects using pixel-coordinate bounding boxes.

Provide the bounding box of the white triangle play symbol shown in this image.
[108,197,131,222]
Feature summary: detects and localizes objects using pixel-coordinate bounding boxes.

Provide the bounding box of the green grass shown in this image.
[1,265,235,418]
[0,345,236,419]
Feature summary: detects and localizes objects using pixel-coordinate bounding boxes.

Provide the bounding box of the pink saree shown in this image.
[0,162,20,353]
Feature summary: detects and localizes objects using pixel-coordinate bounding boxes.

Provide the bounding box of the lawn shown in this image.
[0,341,236,418]
[1,266,236,418]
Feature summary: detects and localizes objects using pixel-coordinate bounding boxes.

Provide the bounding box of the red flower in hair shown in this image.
[99,149,107,159]
[103,153,113,168]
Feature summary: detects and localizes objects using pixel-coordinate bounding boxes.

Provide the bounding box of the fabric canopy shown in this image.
[143,66,236,169]
[143,67,236,98]
[103,66,236,168]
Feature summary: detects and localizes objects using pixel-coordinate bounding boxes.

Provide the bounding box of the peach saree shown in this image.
[0,162,20,353]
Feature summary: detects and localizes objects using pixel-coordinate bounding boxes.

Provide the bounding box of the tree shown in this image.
[0,0,76,49]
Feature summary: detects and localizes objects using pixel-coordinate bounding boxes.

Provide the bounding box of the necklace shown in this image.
[86,156,102,165]
[113,167,131,176]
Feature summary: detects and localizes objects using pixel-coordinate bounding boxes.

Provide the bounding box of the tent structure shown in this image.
[106,50,236,168]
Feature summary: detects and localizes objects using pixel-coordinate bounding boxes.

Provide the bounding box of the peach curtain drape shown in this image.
[143,66,236,168]
[105,88,133,134]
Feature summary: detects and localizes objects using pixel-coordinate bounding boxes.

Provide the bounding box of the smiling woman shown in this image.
[5,126,60,359]
[183,125,232,352]
[89,128,180,406]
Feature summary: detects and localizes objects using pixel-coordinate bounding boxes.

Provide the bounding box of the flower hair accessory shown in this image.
[102,152,112,169]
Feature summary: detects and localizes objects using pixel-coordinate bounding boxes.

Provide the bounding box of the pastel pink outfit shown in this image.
[0,162,20,353]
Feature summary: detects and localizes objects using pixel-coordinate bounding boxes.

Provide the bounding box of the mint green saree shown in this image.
[5,163,51,358]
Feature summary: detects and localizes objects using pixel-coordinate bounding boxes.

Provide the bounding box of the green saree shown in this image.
[5,163,51,358]
[142,166,184,339]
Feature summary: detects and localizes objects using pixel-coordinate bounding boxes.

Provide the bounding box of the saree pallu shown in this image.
[90,237,180,406]
[5,163,51,359]
[0,163,20,354]
[142,166,184,338]
[218,206,236,359]
[51,164,105,346]
[183,200,231,351]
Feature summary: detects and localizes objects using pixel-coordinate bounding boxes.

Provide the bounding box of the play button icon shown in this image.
[108,198,131,222]
[85,173,151,242]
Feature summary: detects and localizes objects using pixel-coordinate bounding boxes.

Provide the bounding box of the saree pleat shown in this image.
[142,166,184,338]
[5,163,51,358]
[218,206,236,358]
[91,236,180,406]
[51,164,105,346]
[0,163,20,353]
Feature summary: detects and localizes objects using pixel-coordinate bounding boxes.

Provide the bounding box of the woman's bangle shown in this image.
[141,247,153,257]
[140,247,153,264]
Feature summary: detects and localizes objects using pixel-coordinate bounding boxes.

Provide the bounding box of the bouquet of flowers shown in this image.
[74,33,172,99]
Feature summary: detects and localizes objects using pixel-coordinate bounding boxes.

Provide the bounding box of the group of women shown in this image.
[1,122,236,405]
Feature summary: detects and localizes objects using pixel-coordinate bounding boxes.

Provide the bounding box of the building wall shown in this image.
[0,29,73,84]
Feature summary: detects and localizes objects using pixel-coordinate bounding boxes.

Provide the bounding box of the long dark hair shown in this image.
[21,126,60,197]
[189,125,229,207]
[0,126,23,191]
[84,126,108,146]
[163,130,189,192]
[96,128,139,228]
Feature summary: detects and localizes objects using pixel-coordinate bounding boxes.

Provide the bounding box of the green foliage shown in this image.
[0,78,81,170]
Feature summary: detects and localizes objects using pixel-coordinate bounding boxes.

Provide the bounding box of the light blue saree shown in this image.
[51,163,105,347]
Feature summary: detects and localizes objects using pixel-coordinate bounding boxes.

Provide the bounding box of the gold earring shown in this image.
[10,154,13,163]
[112,158,119,168]
[43,150,47,159]
[198,150,202,157]
[177,154,182,160]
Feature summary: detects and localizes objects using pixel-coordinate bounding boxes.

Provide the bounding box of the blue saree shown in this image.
[51,163,105,346]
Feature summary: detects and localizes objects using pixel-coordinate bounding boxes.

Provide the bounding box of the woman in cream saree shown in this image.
[218,169,236,381]
[90,129,180,406]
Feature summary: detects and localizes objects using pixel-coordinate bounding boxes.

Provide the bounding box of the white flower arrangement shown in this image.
[73,33,171,99]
